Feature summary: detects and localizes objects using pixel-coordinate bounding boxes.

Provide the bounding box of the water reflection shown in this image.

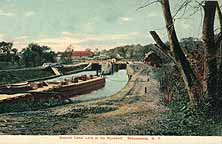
[46,70,128,101]
[73,70,128,101]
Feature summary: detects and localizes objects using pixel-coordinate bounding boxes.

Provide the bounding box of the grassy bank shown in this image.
[0,67,54,84]
[0,63,89,84]
[0,97,71,114]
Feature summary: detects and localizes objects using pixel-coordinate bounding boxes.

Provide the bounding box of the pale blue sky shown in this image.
[0,0,211,51]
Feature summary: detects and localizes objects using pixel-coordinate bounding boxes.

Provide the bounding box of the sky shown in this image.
[0,0,214,52]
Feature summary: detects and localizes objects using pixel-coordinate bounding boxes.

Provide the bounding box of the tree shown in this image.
[21,43,57,67]
[216,2,222,109]
[118,47,127,58]
[21,48,33,67]
[0,41,13,62]
[43,51,57,63]
[146,0,199,106]
[202,1,218,109]
[11,48,19,65]
[0,41,13,54]
[0,41,20,65]
[60,46,73,64]
[141,0,222,109]
[94,48,100,56]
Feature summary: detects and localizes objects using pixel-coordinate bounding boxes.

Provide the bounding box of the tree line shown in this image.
[0,42,57,68]
[102,38,201,62]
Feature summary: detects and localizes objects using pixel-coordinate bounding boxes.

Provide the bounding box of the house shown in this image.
[72,51,95,59]
[144,51,162,67]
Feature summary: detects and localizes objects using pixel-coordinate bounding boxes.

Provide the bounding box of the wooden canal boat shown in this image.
[0,82,33,94]
[0,75,105,104]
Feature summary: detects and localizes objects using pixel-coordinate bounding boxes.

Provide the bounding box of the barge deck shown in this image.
[0,75,105,104]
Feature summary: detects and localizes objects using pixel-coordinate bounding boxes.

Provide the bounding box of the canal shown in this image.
[46,70,128,101]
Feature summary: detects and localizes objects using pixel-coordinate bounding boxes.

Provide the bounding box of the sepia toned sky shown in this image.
[0,0,217,52]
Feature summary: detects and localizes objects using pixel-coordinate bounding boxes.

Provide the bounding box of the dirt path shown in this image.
[0,64,169,135]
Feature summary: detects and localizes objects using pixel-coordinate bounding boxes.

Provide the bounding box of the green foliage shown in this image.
[0,41,21,65]
[0,98,65,114]
[21,43,57,67]
[59,46,73,64]
[156,65,219,135]
[102,44,155,60]
[165,92,216,135]
[180,37,202,53]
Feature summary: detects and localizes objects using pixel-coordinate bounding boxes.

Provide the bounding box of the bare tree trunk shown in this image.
[150,31,170,53]
[202,1,217,109]
[216,3,222,30]
[149,31,175,62]
[216,2,222,109]
[161,0,198,105]
[217,42,222,109]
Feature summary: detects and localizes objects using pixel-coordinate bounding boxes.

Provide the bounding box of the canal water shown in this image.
[46,70,128,101]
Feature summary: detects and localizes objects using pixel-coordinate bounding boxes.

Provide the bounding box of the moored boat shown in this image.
[0,75,106,104]
[0,82,33,94]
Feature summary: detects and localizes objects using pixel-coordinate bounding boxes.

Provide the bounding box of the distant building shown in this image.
[72,51,95,59]
[144,51,162,67]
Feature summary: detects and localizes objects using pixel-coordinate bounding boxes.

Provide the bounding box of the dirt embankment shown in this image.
[0,63,169,135]
[0,63,88,84]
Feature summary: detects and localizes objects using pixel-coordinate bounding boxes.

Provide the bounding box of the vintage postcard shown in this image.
[0,0,221,143]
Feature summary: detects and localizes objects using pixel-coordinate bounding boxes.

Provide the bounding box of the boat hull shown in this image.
[0,77,106,104]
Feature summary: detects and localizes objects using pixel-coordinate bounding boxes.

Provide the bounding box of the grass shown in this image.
[0,62,22,70]
[0,97,68,114]
[0,67,53,84]
[0,63,88,84]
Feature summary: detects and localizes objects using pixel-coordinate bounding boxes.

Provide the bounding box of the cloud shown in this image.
[15,35,29,40]
[0,10,16,17]
[120,17,132,22]
[31,32,139,51]
[24,11,35,17]
[12,32,141,52]
[0,33,14,42]
[0,34,5,41]
[0,34,4,38]
[61,31,73,37]
[84,32,139,41]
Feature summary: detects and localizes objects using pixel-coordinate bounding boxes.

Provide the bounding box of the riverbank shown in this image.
[0,63,170,135]
[0,63,88,84]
